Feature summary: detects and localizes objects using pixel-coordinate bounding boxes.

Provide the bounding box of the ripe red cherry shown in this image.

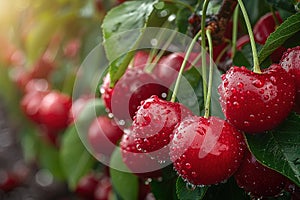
[153,52,199,87]
[253,12,282,45]
[94,176,112,200]
[101,68,168,122]
[120,128,162,178]
[169,116,245,186]
[38,91,72,131]
[280,46,300,107]
[88,116,124,158]
[218,64,295,133]
[21,91,48,123]
[131,95,192,162]
[69,95,92,124]
[0,170,22,192]
[75,173,99,200]
[133,51,151,69]
[234,149,286,198]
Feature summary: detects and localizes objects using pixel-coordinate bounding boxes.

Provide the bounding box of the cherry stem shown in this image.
[145,29,177,73]
[201,0,210,106]
[204,29,213,119]
[231,6,239,59]
[170,30,202,103]
[270,6,280,27]
[237,0,261,74]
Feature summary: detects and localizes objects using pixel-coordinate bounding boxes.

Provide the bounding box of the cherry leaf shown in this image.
[258,12,300,63]
[246,113,300,187]
[176,177,208,200]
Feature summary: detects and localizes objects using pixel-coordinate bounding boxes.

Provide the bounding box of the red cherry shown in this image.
[75,174,99,200]
[100,74,113,112]
[88,116,124,158]
[133,51,151,69]
[0,170,22,192]
[253,12,282,45]
[153,52,199,87]
[30,56,55,79]
[63,38,80,58]
[170,116,245,186]
[101,68,168,122]
[38,91,72,131]
[94,176,112,200]
[69,95,92,124]
[21,91,48,123]
[131,95,192,162]
[280,46,300,108]
[218,64,295,133]
[120,129,162,179]
[234,149,286,198]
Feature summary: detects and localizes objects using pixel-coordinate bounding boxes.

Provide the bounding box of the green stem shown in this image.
[237,0,261,73]
[231,6,239,59]
[170,30,202,103]
[145,29,177,73]
[204,29,213,118]
[270,6,280,26]
[201,0,210,106]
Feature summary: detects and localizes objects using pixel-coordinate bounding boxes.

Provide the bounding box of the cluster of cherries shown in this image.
[94,12,300,200]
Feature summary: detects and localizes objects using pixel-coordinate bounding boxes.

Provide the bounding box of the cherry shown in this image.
[169,116,245,186]
[101,68,168,122]
[88,116,124,158]
[75,173,99,200]
[280,46,300,109]
[38,91,72,131]
[218,64,295,133]
[253,12,282,45]
[94,176,112,200]
[69,95,92,124]
[0,170,22,192]
[153,52,199,87]
[120,128,162,179]
[21,91,48,123]
[133,51,151,69]
[234,149,286,198]
[63,38,80,58]
[131,95,192,162]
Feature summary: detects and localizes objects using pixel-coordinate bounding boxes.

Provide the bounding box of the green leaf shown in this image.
[266,0,296,13]
[60,125,96,189]
[246,113,300,187]
[176,8,192,34]
[176,177,207,200]
[110,148,139,200]
[243,0,270,25]
[39,141,65,180]
[203,178,249,200]
[102,0,158,86]
[258,12,300,63]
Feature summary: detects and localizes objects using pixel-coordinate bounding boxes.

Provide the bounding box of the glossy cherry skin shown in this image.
[38,91,72,131]
[21,91,48,123]
[75,174,99,200]
[253,12,282,45]
[280,46,300,108]
[234,149,286,198]
[131,95,192,162]
[88,116,124,158]
[133,51,151,69]
[120,129,162,179]
[170,116,245,186]
[153,52,199,87]
[101,68,168,122]
[218,64,295,133]
[94,176,112,200]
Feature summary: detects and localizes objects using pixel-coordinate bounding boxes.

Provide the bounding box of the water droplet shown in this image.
[186,182,196,191]
[237,82,244,89]
[244,121,250,126]
[252,80,264,88]
[185,163,191,169]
